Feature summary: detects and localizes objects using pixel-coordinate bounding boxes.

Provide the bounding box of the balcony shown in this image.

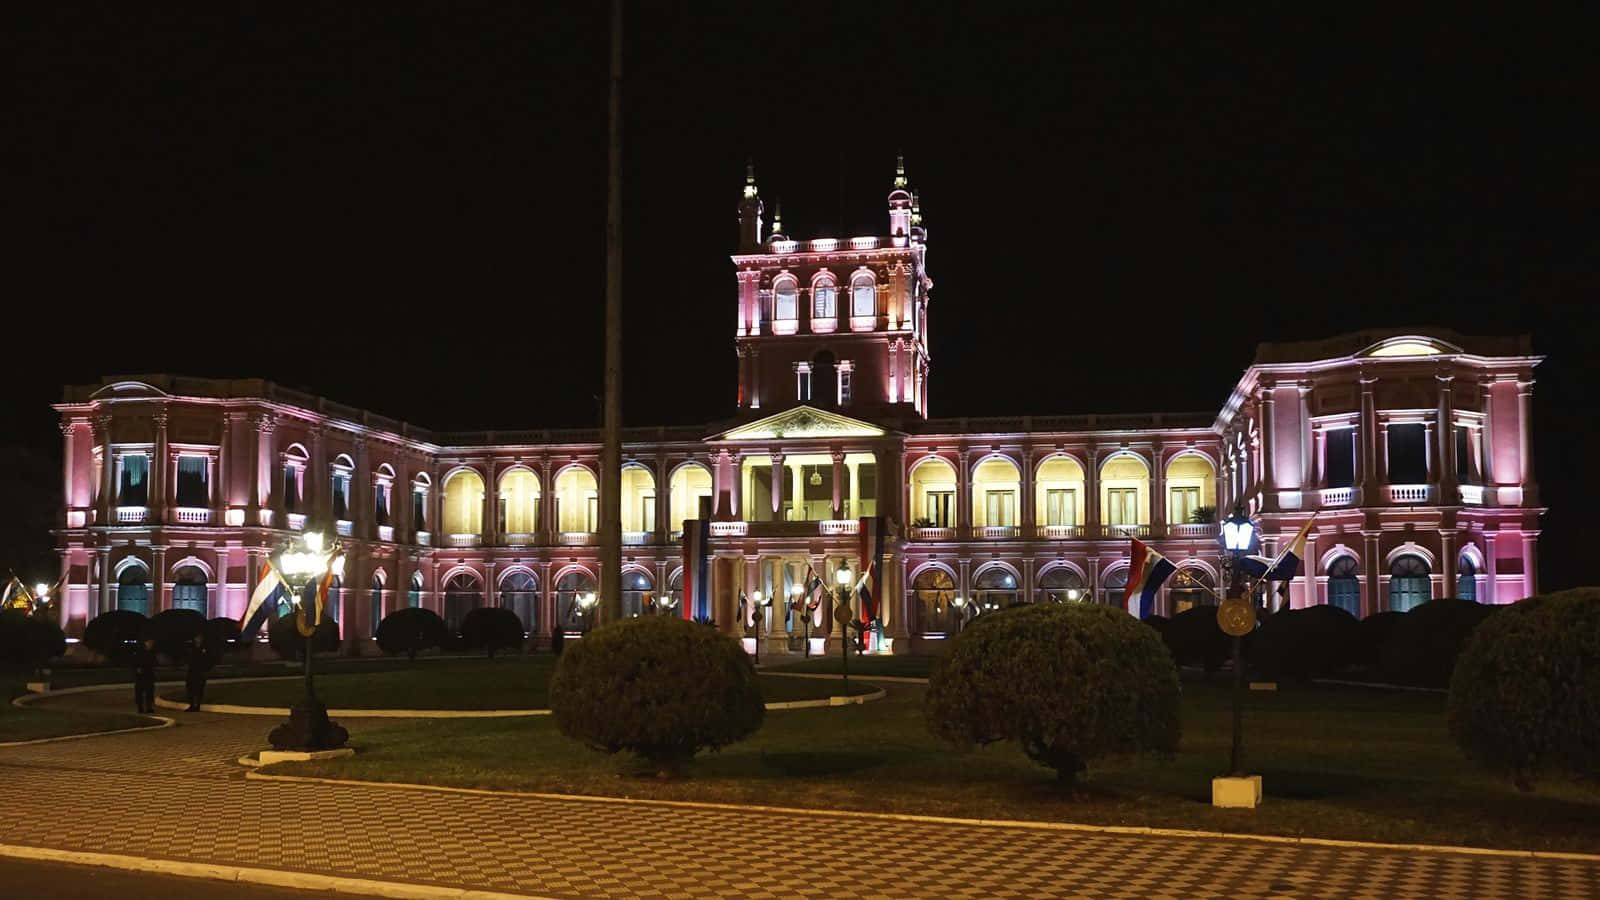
[907,526,956,541]
[1102,524,1151,538]
[1167,523,1218,539]
[669,530,683,543]
[557,532,597,546]
[1459,484,1484,505]
[376,525,394,542]
[978,525,1021,540]
[415,530,432,547]
[1320,487,1355,507]
[1387,484,1432,505]
[257,509,274,527]
[622,531,652,545]
[446,533,481,548]
[286,513,307,531]
[115,506,148,524]
[335,519,354,537]
[818,519,860,535]
[1040,524,1087,540]
[66,510,88,528]
[173,507,211,525]
[500,532,536,547]
[708,521,748,537]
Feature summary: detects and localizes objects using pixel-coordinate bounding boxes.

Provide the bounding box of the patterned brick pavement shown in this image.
[1,687,1597,899]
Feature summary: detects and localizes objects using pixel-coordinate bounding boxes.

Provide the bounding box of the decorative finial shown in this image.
[772,199,783,235]
[911,191,922,226]
[743,158,758,199]
[893,152,908,190]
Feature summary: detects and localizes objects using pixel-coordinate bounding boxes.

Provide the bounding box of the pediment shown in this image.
[1360,336,1462,358]
[714,406,886,441]
[88,380,171,400]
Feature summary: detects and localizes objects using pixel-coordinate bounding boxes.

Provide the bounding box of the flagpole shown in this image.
[598,0,624,626]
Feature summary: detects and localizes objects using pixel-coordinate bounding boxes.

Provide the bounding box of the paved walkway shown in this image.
[1,689,1597,899]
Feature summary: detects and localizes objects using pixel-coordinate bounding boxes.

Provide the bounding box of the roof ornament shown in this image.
[893,151,909,190]
[743,158,758,199]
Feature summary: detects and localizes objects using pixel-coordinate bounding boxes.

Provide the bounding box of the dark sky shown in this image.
[8,4,1597,588]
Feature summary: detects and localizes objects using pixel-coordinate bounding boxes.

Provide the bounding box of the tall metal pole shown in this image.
[599,0,624,625]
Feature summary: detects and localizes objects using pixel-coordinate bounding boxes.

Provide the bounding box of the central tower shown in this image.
[731,156,932,425]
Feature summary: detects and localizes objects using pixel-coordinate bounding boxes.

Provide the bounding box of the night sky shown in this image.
[8,4,1597,589]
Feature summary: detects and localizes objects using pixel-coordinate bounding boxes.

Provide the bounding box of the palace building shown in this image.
[51,162,1545,652]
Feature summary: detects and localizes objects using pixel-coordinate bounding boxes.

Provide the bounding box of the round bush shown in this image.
[1249,605,1361,680]
[1380,598,1496,687]
[549,616,764,774]
[83,610,148,663]
[142,609,208,662]
[1160,606,1232,674]
[205,617,242,654]
[1356,611,1404,668]
[376,607,449,660]
[460,607,524,657]
[1449,588,1600,790]
[267,612,340,660]
[0,610,66,667]
[925,603,1181,783]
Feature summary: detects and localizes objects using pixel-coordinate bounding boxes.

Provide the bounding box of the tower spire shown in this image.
[771,199,783,236]
[893,151,908,190]
[744,157,758,199]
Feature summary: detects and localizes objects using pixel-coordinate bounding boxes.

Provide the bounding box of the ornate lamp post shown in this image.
[748,590,768,665]
[576,591,598,633]
[268,531,349,751]
[833,563,866,691]
[950,594,968,633]
[791,583,808,657]
[1214,503,1261,805]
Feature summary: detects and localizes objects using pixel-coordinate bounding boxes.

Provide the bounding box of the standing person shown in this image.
[550,623,564,657]
[131,638,157,714]
[184,633,215,711]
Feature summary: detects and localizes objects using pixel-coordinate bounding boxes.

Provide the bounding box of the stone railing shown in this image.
[1040,524,1087,539]
[446,533,481,547]
[978,525,1021,539]
[906,526,956,541]
[335,519,354,537]
[415,530,432,546]
[1167,523,1218,539]
[708,521,749,537]
[500,532,536,547]
[1320,487,1355,507]
[1101,524,1151,538]
[818,519,860,535]
[376,525,394,542]
[622,531,652,545]
[1386,484,1431,504]
[557,532,598,546]
[286,512,307,531]
[173,507,211,525]
[1458,484,1484,505]
[115,506,148,524]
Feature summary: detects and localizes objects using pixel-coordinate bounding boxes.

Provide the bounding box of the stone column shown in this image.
[152,410,169,524]
[540,561,555,639]
[483,460,498,546]
[1478,378,1497,488]
[215,414,230,521]
[97,547,112,614]
[1020,446,1036,538]
[748,346,761,410]
[246,548,264,611]
[735,346,748,409]
[743,556,760,631]
[1483,532,1498,604]
[957,557,971,611]
[484,559,498,612]
[214,545,231,619]
[1517,380,1536,500]
[848,457,862,521]
[1259,382,1277,497]
[1363,531,1382,616]
[769,452,784,519]
[1521,532,1539,597]
[310,427,327,523]
[152,546,167,613]
[1440,530,1457,599]
[539,458,554,539]
[1359,373,1378,500]
[1300,532,1316,609]
[1298,382,1314,492]
[888,340,899,406]
[789,459,804,521]
[1022,556,1035,605]
[1437,373,1457,503]
[94,416,114,525]
[1084,447,1100,535]
[656,453,671,540]
[957,447,972,539]
[60,421,76,523]
[831,451,844,518]
[1149,444,1165,535]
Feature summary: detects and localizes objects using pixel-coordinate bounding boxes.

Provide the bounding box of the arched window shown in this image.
[1457,555,1477,602]
[1168,567,1215,613]
[172,566,208,614]
[972,567,1018,610]
[499,571,538,634]
[408,571,422,608]
[370,573,384,638]
[774,278,798,321]
[1328,556,1360,616]
[1038,567,1086,603]
[912,568,957,634]
[117,564,150,615]
[443,572,482,632]
[1389,555,1431,612]
[556,570,598,631]
[442,469,485,536]
[669,463,713,528]
[662,570,683,617]
[282,444,309,514]
[812,277,837,319]
[554,467,599,533]
[621,570,654,618]
[497,468,541,536]
[851,273,875,318]
[1102,568,1128,608]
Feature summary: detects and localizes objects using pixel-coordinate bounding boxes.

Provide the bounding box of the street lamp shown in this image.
[1217,503,1259,782]
[267,531,348,751]
[834,563,864,691]
[749,590,767,665]
[576,591,598,632]
[790,583,809,658]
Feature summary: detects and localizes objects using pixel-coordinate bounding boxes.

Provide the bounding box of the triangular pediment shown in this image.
[715,405,887,441]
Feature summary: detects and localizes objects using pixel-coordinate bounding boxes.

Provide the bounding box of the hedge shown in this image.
[1379,598,1496,687]
[1249,605,1361,680]
[376,607,450,660]
[83,610,149,663]
[460,607,525,657]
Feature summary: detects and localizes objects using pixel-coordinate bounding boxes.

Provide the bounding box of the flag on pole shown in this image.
[858,516,886,649]
[240,559,289,641]
[1125,538,1177,620]
[2,576,35,611]
[681,518,711,620]
[1241,513,1319,581]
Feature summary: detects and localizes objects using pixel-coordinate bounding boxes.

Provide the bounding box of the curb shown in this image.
[763,686,887,709]
[242,771,1600,864]
[761,671,930,684]
[5,687,175,747]
[0,842,557,899]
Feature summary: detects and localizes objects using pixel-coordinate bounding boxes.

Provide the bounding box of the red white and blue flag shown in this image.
[239,559,289,641]
[681,518,711,620]
[858,516,885,650]
[1125,538,1177,620]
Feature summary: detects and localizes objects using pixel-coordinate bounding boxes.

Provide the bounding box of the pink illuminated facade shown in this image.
[52,164,1545,651]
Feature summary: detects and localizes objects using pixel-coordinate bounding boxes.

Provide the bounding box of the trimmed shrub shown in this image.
[83,610,149,663]
[0,610,66,667]
[205,617,242,654]
[925,603,1181,783]
[143,609,207,662]
[1356,611,1404,668]
[1161,606,1232,674]
[1249,605,1361,680]
[267,612,340,661]
[1380,598,1496,687]
[460,607,524,657]
[375,607,449,660]
[549,615,764,775]
[1449,588,1600,790]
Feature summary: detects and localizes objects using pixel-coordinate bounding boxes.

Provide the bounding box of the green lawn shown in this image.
[168,656,875,709]
[766,654,937,679]
[267,677,1600,853]
[1,672,153,743]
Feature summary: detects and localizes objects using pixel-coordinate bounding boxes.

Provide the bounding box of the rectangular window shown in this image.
[775,285,797,320]
[283,465,300,512]
[119,454,149,506]
[1107,488,1138,526]
[1045,489,1077,527]
[1168,487,1199,525]
[925,490,954,527]
[585,495,598,532]
[412,489,425,529]
[1386,423,1428,484]
[375,485,390,526]
[332,474,350,519]
[852,282,875,317]
[838,368,852,406]
[1324,427,1355,488]
[175,455,208,507]
[1455,426,1475,484]
[641,494,656,532]
[813,285,836,319]
[796,369,811,402]
[984,490,1015,527]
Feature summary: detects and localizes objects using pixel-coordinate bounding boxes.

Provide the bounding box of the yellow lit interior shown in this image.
[497,468,540,534]
[1099,454,1149,526]
[620,464,656,532]
[971,457,1020,528]
[910,457,957,527]
[669,463,713,528]
[1034,456,1086,527]
[1164,454,1217,523]
[442,469,485,535]
[554,466,598,533]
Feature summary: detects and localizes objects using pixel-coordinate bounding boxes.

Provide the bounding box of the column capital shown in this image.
[252,412,277,433]
[152,411,169,428]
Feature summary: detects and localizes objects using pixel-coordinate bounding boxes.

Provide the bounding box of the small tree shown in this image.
[375,607,449,660]
[460,607,525,658]
[1161,606,1232,675]
[925,603,1181,783]
[549,616,764,776]
[1449,588,1600,791]
[205,617,242,655]
[0,610,66,669]
[83,610,149,663]
[143,609,208,662]
[1249,605,1361,680]
[267,612,340,661]
[1379,598,1496,687]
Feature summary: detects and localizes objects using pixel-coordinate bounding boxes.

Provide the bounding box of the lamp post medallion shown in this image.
[1217,597,1256,637]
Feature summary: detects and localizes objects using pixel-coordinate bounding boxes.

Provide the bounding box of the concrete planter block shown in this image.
[258,747,356,766]
[1212,775,1263,809]
[25,682,50,694]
